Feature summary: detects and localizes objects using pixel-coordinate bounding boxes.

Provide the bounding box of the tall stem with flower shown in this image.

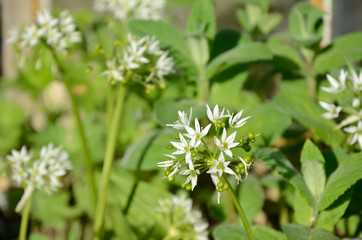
[159,104,256,239]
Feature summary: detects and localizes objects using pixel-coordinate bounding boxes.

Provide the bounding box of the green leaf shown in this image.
[283,224,340,240]
[314,33,362,74]
[317,152,362,210]
[67,222,81,240]
[316,189,352,231]
[293,190,314,226]
[253,226,286,240]
[274,84,344,148]
[32,191,78,230]
[212,224,248,240]
[206,42,273,79]
[259,13,282,35]
[300,140,326,202]
[255,148,315,206]
[129,20,198,76]
[29,234,51,240]
[0,97,26,152]
[187,0,216,39]
[289,2,323,47]
[121,129,175,171]
[238,174,264,222]
[237,102,292,148]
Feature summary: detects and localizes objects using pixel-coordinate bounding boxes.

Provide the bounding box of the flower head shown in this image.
[207,153,235,177]
[229,109,251,128]
[206,104,229,123]
[166,108,192,130]
[214,128,239,157]
[184,118,211,146]
[319,101,342,119]
[322,69,347,93]
[344,121,362,149]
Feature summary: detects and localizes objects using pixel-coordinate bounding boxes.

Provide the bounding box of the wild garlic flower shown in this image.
[157,194,208,240]
[8,10,81,54]
[159,104,255,203]
[319,69,362,149]
[6,143,72,212]
[93,0,165,21]
[102,34,174,88]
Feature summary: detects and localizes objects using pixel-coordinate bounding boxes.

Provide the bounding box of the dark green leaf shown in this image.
[255,148,315,206]
[317,152,362,210]
[238,174,264,222]
[206,42,272,79]
[314,33,362,74]
[283,224,340,240]
[253,226,286,240]
[212,224,248,240]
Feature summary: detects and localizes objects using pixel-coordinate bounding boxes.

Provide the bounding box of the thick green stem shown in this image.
[223,176,254,240]
[94,85,126,239]
[49,49,97,207]
[19,194,32,240]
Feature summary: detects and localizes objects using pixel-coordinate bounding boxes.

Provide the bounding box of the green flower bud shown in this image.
[248,131,255,140]
[244,156,252,164]
[217,187,223,192]
[168,175,175,182]
[185,184,192,191]
[217,182,224,188]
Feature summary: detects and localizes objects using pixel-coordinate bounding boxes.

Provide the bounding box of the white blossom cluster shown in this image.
[158,105,255,203]
[6,143,72,212]
[319,69,362,149]
[157,194,208,240]
[8,10,81,54]
[103,34,174,88]
[93,0,165,21]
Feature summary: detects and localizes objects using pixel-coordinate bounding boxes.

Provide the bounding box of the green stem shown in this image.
[19,194,32,240]
[49,48,97,207]
[223,175,254,240]
[94,85,126,239]
[106,85,116,135]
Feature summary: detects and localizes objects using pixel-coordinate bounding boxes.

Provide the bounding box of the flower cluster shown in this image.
[103,34,174,88]
[159,105,255,203]
[7,143,72,212]
[8,10,81,54]
[157,194,208,240]
[93,0,165,21]
[319,69,362,149]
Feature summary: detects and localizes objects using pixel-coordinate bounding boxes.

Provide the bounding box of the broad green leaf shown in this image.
[187,0,216,39]
[32,191,79,230]
[129,20,198,76]
[274,84,344,148]
[259,13,282,35]
[238,174,264,222]
[255,148,315,206]
[293,189,314,226]
[322,148,349,178]
[314,33,362,74]
[300,140,326,202]
[206,42,272,79]
[317,152,362,210]
[253,226,286,240]
[0,97,26,152]
[105,204,135,240]
[121,129,175,171]
[212,224,248,240]
[267,36,305,72]
[316,189,351,231]
[237,102,292,148]
[153,97,204,126]
[109,167,170,239]
[283,224,340,240]
[289,2,323,47]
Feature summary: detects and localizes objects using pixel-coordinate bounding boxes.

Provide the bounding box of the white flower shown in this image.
[207,153,235,177]
[353,98,360,108]
[206,104,229,123]
[46,27,62,46]
[321,69,347,93]
[37,10,58,31]
[352,70,362,91]
[229,109,251,128]
[171,133,200,168]
[155,52,174,79]
[21,24,44,47]
[184,118,211,146]
[214,128,239,157]
[166,108,192,130]
[344,121,362,149]
[6,146,31,166]
[180,168,200,190]
[319,101,342,119]
[7,27,20,44]
[102,59,124,83]
[119,52,140,71]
